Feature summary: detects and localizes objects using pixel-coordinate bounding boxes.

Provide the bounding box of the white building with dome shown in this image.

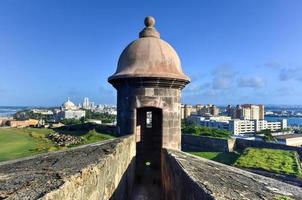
[58,98,86,120]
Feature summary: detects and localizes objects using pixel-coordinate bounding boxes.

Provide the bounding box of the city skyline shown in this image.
[1,0,302,106]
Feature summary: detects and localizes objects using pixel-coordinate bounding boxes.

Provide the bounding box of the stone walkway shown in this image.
[130,183,161,200]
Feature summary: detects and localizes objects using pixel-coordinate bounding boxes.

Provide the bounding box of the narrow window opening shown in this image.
[146,111,152,128]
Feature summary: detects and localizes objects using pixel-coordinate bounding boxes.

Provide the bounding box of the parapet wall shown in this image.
[235,138,302,160]
[182,135,302,160]
[162,149,302,200]
[181,134,235,152]
[0,135,136,200]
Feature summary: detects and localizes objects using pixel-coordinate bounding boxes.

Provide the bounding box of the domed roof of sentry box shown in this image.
[108,16,190,83]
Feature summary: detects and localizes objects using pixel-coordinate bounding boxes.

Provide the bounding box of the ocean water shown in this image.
[265,116,302,127]
[0,106,31,117]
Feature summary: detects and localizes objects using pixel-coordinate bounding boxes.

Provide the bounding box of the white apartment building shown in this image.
[229,120,255,134]
[188,115,288,135]
[229,119,287,135]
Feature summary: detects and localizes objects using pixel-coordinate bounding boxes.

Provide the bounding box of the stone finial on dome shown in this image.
[144,16,155,27]
[139,16,160,38]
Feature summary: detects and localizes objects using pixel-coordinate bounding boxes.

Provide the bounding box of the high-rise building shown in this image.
[227,104,264,120]
[183,104,192,119]
[197,104,219,117]
[90,102,95,109]
[259,105,265,120]
[83,97,90,109]
[181,104,220,119]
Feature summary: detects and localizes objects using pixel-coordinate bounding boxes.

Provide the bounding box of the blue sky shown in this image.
[0,0,302,106]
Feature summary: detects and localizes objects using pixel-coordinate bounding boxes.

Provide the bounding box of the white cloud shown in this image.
[238,77,265,88]
[264,60,282,69]
[211,64,237,90]
[279,67,302,81]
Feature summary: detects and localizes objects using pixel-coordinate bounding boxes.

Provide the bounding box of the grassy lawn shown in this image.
[0,128,59,162]
[274,195,294,200]
[71,129,115,146]
[188,148,302,179]
[0,127,115,162]
[234,148,302,178]
[189,151,240,165]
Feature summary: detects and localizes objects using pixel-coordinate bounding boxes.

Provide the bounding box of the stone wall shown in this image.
[0,135,136,200]
[116,85,182,150]
[162,149,302,200]
[181,134,235,152]
[181,135,302,160]
[235,138,302,160]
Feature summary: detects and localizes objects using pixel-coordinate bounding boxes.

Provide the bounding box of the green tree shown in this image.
[84,110,116,124]
[181,120,232,139]
[263,132,277,142]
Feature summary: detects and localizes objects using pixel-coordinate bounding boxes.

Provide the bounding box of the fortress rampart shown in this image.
[1,135,302,200]
[0,135,136,200]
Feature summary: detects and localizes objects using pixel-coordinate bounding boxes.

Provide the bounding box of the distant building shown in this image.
[229,119,287,135]
[83,97,90,109]
[59,110,85,120]
[227,104,264,120]
[94,104,117,115]
[276,134,302,147]
[181,104,193,119]
[8,119,39,128]
[187,115,231,130]
[189,115,287,135]
[31,109,53,115]
[187,115,231,124]
[197,104,219,117]
[181,104,220,119]
[58,98,85,120]
[90,102,95,109]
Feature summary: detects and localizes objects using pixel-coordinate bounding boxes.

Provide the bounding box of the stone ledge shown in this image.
[165,149,302,200]
[0,135,135,200]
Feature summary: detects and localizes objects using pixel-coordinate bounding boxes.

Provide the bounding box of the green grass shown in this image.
[78,129,115,145]
[189,151,240,165]
[189,148,302,179]
[0,128,59,162]
[0,127,115,162]
[182,121,232,139]
[274,195,294,200]
[234,148,302,178]
[53,128,115,145]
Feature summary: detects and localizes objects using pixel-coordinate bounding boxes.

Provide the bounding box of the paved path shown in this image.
[130,182,161,200]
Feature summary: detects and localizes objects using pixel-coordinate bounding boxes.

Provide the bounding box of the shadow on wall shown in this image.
[161,149,214,200]
[181,134,235,152]
[109,157,135,200]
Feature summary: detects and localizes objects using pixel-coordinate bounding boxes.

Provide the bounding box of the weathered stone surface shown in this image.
[182,134,235,152]
[114,85,184,150]
[162,149,302,200]
[0,135,136,200]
